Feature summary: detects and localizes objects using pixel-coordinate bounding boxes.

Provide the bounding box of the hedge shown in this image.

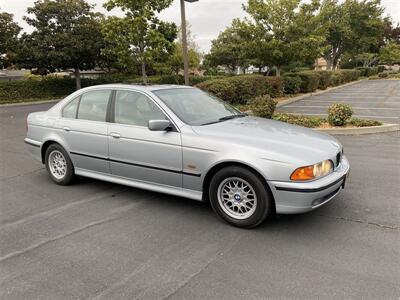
[282,69,361,94]
[196,75,283,104]
[356,67,379,77]
[0,74,224,103]
[0,76,123,103]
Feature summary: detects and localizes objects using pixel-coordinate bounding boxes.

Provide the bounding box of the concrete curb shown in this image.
[314,123,400,135]
[0,99,60,107]
[277,80,364,108]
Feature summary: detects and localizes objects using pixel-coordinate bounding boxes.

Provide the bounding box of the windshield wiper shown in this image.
[201,113,247,126]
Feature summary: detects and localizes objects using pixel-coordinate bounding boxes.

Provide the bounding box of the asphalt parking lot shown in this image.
[1,85,399,299]
[277,80,400,124]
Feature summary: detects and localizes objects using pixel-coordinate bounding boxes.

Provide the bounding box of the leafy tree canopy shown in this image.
[102,0,176,83]
[0,12,21,68]
[15,0,104,89]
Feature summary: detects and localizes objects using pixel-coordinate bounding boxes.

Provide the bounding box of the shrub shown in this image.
[327,103,354,126]
[273,113,325,128]
[349,118,382,127]
[316,71,332,90]
[283,75,302,94]
[296,71,320,93]
[0,74,226,103]
[335,69,361,83]
[356,67,378,77]
[330,74,343,86]
[196,75,283,104]
[248,95,277,119]
[377,65,385,73]
[196,79,236,103]
[378,72,389,78]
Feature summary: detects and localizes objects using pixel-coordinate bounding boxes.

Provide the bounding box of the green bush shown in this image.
[273,113,325,128]
[330,74,343,86]
[356,67,378,77]
[316,71,332,90]
[248,95,277,119]
[349,118,382,127]
[377,66,385,73]
[283,75,302,94]
[196,75,283,104]
[0,74,226,103]
[296,71,320,93]
[378,72,389,78]
[335,69,361,83]
[195,79,236,103]
[328,103,354,126]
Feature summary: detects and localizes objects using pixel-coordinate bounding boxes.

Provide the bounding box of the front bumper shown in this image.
[269,155,350,214]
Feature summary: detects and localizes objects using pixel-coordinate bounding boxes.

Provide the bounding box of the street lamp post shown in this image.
[180,0,198,86]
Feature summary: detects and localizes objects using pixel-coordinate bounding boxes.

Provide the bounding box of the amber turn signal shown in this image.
[290,160,333,181]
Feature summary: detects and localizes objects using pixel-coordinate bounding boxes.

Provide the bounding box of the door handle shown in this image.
[63,127,71,132]
[110,132,121,139]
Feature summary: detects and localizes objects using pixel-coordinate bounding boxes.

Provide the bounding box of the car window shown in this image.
[153,88,241,126]
[77,90,111,122]
[114,90,166,126]
[62,97,79,119]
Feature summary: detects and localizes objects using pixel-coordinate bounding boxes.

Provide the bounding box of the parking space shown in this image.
[278,80,400,124]
[0,99,399,299]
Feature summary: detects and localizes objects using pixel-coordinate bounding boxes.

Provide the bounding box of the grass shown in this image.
[272,113,383,128]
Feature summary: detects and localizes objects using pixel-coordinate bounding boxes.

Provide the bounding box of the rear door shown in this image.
[108,89,183,188]
[58,89,112,173]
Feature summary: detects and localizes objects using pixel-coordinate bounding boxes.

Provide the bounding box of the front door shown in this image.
[108,90,182,188]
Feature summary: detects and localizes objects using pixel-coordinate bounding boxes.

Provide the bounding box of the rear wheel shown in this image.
[45,144,75,185]
[209,166,273,228]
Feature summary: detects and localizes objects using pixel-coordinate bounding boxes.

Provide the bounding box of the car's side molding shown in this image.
[70,151,202,177]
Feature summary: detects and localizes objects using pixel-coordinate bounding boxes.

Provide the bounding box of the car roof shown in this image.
[81,83,194,93]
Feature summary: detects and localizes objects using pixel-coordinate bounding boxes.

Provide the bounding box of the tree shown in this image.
[16,0,104,89]
[103,0,176,83]
[167,42,200,75]
[356,52,379,67]
[319,0,386,70]
[244,0,325,75]
[204,19,252,73]
[0,12,21,68]
[379,42,400,65]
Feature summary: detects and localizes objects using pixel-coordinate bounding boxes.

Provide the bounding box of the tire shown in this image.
[209,166,273,228]
[45,144,75,185]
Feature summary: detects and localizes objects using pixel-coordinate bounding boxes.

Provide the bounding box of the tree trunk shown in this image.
[141,60,147,84]
[325,57,333,71]
[275,66,281,77]
[74,68,81,90]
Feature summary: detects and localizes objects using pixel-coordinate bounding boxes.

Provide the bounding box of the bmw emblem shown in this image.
[234,193,242,202]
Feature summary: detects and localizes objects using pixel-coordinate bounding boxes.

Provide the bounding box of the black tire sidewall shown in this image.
[45,144,75,185]
[209,166,272,228]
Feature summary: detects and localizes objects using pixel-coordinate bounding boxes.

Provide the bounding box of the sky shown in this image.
[1,0,400,52]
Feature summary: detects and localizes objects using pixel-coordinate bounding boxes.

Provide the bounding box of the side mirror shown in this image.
[148,120,172,131]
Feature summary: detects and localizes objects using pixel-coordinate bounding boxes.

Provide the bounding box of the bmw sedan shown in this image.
[25,84,350,228]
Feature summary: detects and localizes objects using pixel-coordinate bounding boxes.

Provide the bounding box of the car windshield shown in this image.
[153,88,245,126]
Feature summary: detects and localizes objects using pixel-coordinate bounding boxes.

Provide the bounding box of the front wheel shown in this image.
[45,144,75,185]
[209,166,273,228]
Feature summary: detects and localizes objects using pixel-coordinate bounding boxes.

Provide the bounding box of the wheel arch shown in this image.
[202,161,275,208]
[41,137,69,164]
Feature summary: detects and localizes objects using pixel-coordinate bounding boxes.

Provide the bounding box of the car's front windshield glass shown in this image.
[153,88,245,126]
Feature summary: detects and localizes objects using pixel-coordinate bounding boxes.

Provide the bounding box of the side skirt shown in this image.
[75,168,203,202]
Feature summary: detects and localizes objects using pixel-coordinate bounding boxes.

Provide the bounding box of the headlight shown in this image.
[290,160,333,181]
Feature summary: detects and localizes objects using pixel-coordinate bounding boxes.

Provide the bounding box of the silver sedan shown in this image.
[25,84,350,228]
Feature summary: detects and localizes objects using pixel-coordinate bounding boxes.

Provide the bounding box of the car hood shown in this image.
[191,116,342,165]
